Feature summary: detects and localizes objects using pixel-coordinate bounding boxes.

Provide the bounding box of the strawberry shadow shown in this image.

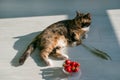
[40,67,68,80]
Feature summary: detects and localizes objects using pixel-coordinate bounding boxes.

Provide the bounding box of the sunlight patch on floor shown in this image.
[107,9,120,45]
[0,15,68,29]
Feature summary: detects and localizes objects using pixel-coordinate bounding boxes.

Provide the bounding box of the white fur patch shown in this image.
[62,53,69,59]
[47,59,53,66]
[73,42,77,46]
[57,39,66,48]
[81,26,90,32]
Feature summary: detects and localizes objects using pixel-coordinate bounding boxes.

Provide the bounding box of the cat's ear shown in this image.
[85,13,91,18]
[76,11,81,16]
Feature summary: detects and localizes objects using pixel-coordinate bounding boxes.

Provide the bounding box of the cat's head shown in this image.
[74,11,91,39]
[75,11,91,31]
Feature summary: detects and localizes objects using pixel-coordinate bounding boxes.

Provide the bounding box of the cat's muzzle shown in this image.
[81,26,90,39]
[81,26,90,32]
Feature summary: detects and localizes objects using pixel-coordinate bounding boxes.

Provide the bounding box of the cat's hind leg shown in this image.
[40,47,53,66]
[51,47,69,60]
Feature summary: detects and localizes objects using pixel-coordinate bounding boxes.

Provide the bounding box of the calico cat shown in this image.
[19,11,91,66]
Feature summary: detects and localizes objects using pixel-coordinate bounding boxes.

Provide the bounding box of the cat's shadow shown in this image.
[11,31,47,67]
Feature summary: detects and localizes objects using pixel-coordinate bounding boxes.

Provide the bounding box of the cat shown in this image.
[19,11,91,66]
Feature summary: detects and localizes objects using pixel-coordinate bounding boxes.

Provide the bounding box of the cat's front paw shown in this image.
[62,54,69,59]
[58,56,68,60]
[45,59,52,66]
[57,54,69,60]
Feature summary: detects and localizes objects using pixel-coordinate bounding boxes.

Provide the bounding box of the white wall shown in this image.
[0,0,120,18]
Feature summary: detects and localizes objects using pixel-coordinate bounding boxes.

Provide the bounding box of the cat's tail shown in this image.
[19,39,37,65]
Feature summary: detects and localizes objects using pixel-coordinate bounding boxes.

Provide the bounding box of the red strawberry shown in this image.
[63,63,66,67]
[73,67,80,72]
[75,63,80,67]
[63,64,70,68]
[64,66,72,73]
[65,59,71,65]
[71,66,76,71]
[70,61,76,66]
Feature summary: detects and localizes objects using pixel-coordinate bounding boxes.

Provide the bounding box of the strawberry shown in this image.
[70,61,76,66]
[75,63,80,67]
[71,66,76,71]
[63,63,66,67]
[65,59,71,65]
[64,66,72,73]
[73,67,80,72]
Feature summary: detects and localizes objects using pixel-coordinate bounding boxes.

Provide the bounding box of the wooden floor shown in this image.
[0,10,120,80]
